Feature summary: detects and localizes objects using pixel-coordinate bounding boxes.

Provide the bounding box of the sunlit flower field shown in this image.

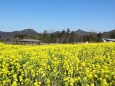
[0,43,115,86]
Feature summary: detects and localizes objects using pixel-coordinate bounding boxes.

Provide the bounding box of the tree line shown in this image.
[40,29,102,43]
[1,28,114,43]
[13,28,115,43]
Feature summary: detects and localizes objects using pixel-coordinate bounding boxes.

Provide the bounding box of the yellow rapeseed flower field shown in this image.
[0,42,115,86]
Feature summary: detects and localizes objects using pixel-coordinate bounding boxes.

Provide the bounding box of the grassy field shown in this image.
[0,43,115,86]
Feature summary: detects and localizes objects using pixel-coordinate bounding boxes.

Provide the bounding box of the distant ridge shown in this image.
[0,28,115,41]
[102,29,115,38]
[0,29,38,41]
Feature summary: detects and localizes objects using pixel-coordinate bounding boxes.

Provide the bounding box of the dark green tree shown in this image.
[97,32,102,42]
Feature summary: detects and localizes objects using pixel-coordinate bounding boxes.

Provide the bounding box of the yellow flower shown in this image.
[81,62,86,67]
[102,79,108,86]
[19,76,23,82]
[88,74,92,78]
[70,78,74,86]
[12,81,17,86]
[83,77,87,81]
[91,83,94,86]
[34,81,38,86]
[46,79,50,86]
[13,74,17,80]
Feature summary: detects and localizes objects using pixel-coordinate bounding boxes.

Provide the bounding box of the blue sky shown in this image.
[0,0,115,32]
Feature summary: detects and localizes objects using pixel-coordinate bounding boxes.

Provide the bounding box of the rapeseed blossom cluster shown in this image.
[0,42,115,86]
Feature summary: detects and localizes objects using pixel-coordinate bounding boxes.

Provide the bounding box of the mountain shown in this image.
[102,29,115,38]
[73,29,115,38]
[0,29,38,41]
[13,29,38,35]
[73,29,90,36]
